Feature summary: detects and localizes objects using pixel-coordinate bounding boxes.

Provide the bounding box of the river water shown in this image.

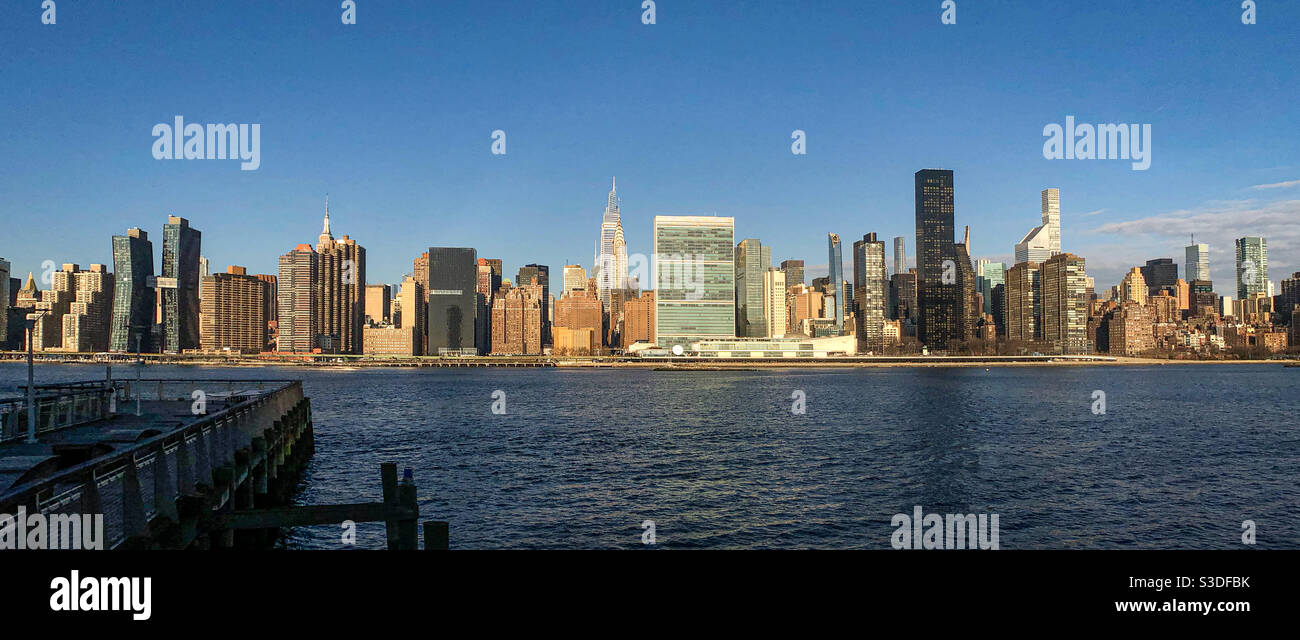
[2,362,1295,549]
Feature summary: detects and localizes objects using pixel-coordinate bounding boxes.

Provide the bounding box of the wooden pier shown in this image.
[0,376,446,549]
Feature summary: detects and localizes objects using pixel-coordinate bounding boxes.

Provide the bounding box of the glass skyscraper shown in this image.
[734,238,771,337]
[1185,242,1210,283]
[1234,236,1268,299]
[161,216,201,353]
[853,233,887,352]
[976,259,1005,316]
[110,228,155,352]
[654,216,735,351]
[827,233,844,334]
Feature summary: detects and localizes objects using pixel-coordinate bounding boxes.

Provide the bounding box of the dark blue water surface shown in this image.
[2,362,1296,549]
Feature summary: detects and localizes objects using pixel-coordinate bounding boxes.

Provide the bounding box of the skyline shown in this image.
[1,0,1297,294]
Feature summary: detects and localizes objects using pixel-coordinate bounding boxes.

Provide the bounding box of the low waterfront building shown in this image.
[553,326,600,354]
[362,324,419,356]
[688,335,857,358]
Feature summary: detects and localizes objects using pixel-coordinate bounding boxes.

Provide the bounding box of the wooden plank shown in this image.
[214,502,415,529]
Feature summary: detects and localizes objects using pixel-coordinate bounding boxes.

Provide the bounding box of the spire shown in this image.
[323,195,331,234]
[318,194,334,248]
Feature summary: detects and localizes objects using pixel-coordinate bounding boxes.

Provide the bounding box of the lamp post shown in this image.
[24,311,46,444]
[135,334,143,417]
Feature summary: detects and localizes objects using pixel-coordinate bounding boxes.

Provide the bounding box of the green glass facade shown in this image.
[654,216,735,350]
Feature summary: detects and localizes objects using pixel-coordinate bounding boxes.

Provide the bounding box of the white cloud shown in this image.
[1250,179,1300,190]
[1082,198,1298,293]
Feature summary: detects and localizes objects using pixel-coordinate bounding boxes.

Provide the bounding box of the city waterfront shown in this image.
[3,362,1294,549]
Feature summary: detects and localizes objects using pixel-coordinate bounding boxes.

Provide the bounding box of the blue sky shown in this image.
[1,0,1297,294]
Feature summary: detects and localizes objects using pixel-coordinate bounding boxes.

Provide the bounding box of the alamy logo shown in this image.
[0,506,105,550]
[641,1,656,25]
[1042,116,1151,170]
[50,570,151,621]
[941,259,956,284]
[1240,259,1258,285]
[152,116,261,170]
[891,506,999,549]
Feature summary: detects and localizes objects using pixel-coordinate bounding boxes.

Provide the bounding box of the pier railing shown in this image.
[0,379,304,549]
[0,387,115,442]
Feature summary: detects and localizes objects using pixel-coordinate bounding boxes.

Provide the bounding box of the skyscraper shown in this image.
[0,258,8,348]
[780,259,804,289]
[654,216,735,351]
[889,271,917,322]
[314,200,366,353]
[110,228,155,353]
[1185,241,1210,283]
[562,265,587,293]
[954,228,979,341]
[491,281,543,355]
[1235,236,1268,300]
[427,247,479,355]
[735,238,771,337]
[853,233,888,352]
[892,236,906,276]
[1005,262,1041,343]
[364,284,390,325]
[61,264,113,352]
[827,233,844,334]
[553,289,603,353]
[762,268,787,338]
[914,169,961,348]
[161,215,201,353]
[200,266,269,353]
[976,260,1006,316]
[396,275,425,355]
[1140,258,1178,294]
[277,245,318,352]
[517,264,550,344]
[1041,253,1089,354]
[1041,188,1061,255]
[1119,267,1148,305]
[622,291,656,347]
[595,178,628,311]
[1014,188,1061,265]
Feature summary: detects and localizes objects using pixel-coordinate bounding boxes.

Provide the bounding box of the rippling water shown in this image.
[3,362,1296,549]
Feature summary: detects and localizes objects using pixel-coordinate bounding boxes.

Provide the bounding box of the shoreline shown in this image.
[0,354,1290,369]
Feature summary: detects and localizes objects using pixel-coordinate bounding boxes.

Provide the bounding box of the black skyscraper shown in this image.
[162,216,201,353]
[1140,258,1179,294]
[914,169,961,348]
[110,228,155,352]
[427,247,479,354]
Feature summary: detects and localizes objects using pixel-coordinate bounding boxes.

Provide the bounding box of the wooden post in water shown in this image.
[381,463,399,550]
[397,468,418,550]
[423,521,449,550]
